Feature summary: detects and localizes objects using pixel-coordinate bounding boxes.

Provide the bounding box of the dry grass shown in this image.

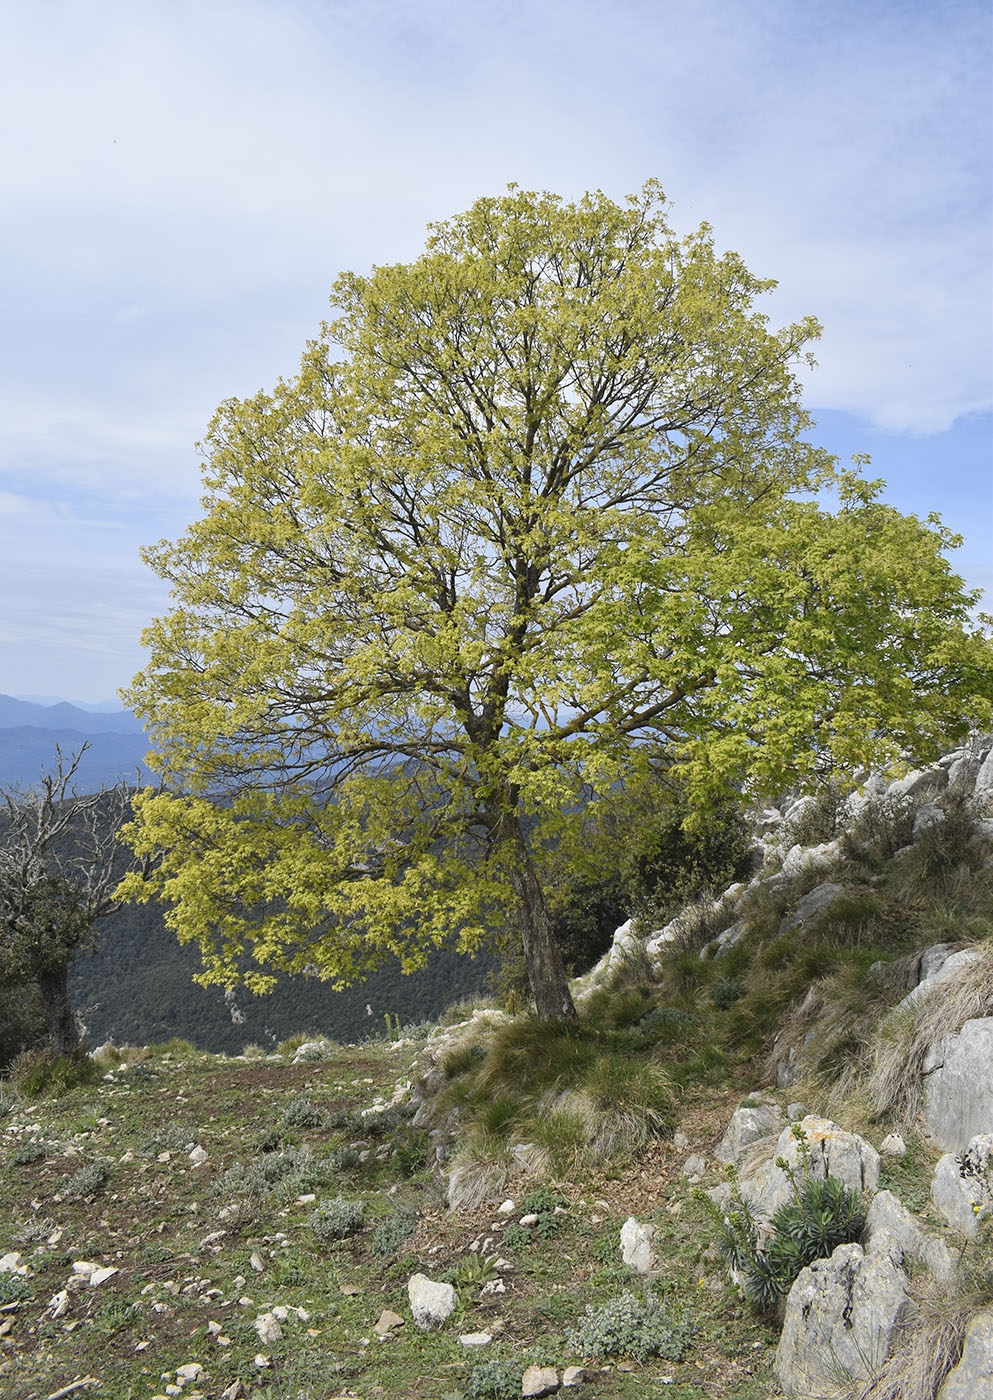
[845,1299,968,1400]
[867,940,993,1122]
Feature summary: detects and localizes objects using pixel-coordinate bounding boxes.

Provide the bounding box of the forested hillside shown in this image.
[67,896,494,1053]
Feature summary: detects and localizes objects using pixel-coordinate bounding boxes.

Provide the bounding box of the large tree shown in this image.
[121,183,993,1020]
[0,749,151,1055]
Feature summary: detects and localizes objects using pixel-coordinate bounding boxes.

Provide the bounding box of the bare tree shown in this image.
[0,747,154,1057]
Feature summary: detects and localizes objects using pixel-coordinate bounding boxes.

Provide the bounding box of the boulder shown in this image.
[922,1017,993,1151]
[739,1116,880,1220]
[936,1309,993,1399]
[407,1273,457,1329]
[620,1217,656,1274]
[715,1098,786,1164]
[913,803,945,837]
[973,747,993,811]
[775,1243,912,1396]
[931,1135,993,1238]
[863,1189,925,1269]
[522,1366,561,1397]
[779,883,847,935]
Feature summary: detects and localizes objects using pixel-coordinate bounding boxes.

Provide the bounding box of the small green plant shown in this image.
[501,1222,531,1249]
[454,1251,500,1286]
[10,1139,48,1165]
[0,1273,31,1303]
[712,980,744,1011]
[370,1210,417,1257]
[281,1095,325,1129]
[465,1356,523,1400]
[64,1160,109,1197]
[308,1195,365,1243]
[566,1289,693,1362]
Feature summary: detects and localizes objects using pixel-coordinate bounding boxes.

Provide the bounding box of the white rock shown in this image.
[254,1313,282,1344]
[522,1365,560,1397]
[681,1153,707,1178]
[176,1364,205,1382]
[519,1213,540,1227]
[188,1145,208,1165]
[89,1266,119,1286]
[715,1099,785,1164]
[407,1273,457,1329]
[0,1253,28,1276]
[496,1199,516,1215]
[880,1133,906,1157]
[775,1243,912,1394]
[931,1136,993,1237]
[620,1216,656,1274]
[459,1331,492,1346]
[922,1017,993,1152]
[739,1116,880,1220]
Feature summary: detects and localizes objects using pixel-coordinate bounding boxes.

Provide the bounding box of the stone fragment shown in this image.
[936,1309,993,1399]
[922,1017,993,1152]
[775,1243,912,1395]
[620,1216,656,1274]
[458,1331,492,1346]
[374,1309,404,1336]
[0,1253,27,1276]
[496,1199,516,1215]
[407,1273,457,1329]
[522,1365,560,1397]
[715,1099,785,1164]
[176,1364,204,1382]
[188,1145,208,1165]
[681,1153,707,1179]
[254,1313,282,1344]
[561,1368,585,1388]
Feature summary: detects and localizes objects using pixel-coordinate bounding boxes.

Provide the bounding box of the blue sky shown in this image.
[1,0,990,703]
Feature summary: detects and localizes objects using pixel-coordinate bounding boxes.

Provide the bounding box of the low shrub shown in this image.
[64,1160,109,1198]
[11,1048,99,1099]
[465,1357,522,1400]
[566,1289,692,1362]
[308,1195,365,1243]
[281,1095,325,1129]
[370,1210,417,1257]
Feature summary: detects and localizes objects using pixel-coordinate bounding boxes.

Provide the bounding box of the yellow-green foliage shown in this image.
[118,181,993,1009]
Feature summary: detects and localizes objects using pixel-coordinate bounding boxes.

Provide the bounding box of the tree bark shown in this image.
[502,816,578,1021]
[37,964,81,1057]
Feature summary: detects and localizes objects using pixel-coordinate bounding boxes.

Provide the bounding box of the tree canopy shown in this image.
[121,182,993,1019]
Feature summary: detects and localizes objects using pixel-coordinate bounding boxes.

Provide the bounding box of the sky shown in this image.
[1,0,990,705]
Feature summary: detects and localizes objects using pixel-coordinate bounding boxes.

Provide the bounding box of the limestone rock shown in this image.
[931,1136,993,1238]
[374,1309,404,1336]
[407,1273,456,1329]
[936,1309,993,1399]
[780,882,846,935]
[973,747,993,811]
[522,1365,560,1397]
[901,947,983,1014]
[913,803,945,837]
[923,1017,993,1151]
[715,1098,786,1164]
[739,1116,879,1220]
[775,1243,912,1395]
[880,1133,906,1157]
[863,1189,924,1268]
[620,1216,656,1274]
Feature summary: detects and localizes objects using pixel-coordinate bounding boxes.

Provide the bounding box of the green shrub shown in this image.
[370,1211,417,1257]
[465,1357,522,1400]
[308,1195,365,1243]
[64,1160,109,1197]
[566,1290,692,1362]
[712,980,744,1011]
[11,1139,48,1165]
[0,1274,30,1304]
[11,1048,98,1099]
[281,1095,325,1129]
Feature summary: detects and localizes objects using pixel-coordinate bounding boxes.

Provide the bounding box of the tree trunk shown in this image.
[503,817,578,1022]
[37,963,81,1057]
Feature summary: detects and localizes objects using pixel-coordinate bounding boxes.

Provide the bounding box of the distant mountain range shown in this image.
[0,693,153,788]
